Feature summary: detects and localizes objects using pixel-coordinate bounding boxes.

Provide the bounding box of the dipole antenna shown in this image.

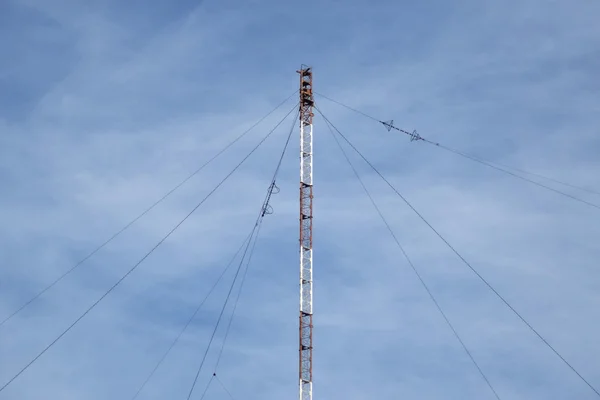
[297,65,314,400]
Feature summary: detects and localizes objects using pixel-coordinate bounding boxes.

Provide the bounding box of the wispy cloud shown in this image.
[1,0,599,399]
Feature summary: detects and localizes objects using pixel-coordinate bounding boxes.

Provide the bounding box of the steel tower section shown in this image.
[297,65,314,400]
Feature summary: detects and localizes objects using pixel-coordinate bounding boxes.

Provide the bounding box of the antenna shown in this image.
[297,65,314,400]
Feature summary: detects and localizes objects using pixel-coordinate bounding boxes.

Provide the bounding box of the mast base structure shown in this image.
[297,65,314,400]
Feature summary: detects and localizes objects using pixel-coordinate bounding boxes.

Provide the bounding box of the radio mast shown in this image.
[297,65,314,400]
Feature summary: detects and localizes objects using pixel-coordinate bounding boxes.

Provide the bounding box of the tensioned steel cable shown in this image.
[0,103,299,395]
[186,110,297,400]
[197,374,216,400]
[187,219,263,400]
[214,373,236,400]
[213,228,261,372]
[482,160,600,196]
[129,232,255,399]
[427,143,600,211]
[0,91,297,329]
[316,107,600,398]
[314,92,600,208]
[200,111,296,400]
[322,112,501,399]
[196,372,238,400]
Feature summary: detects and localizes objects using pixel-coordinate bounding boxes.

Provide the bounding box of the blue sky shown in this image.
[1,0,600,399]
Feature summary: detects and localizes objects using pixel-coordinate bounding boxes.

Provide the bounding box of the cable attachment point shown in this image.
[262,204,274,216]
[409,130,422,142]
[382,120,394,131]
[261,181,280,217]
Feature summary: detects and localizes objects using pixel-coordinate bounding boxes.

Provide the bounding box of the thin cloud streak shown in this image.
[1,0,600,399]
